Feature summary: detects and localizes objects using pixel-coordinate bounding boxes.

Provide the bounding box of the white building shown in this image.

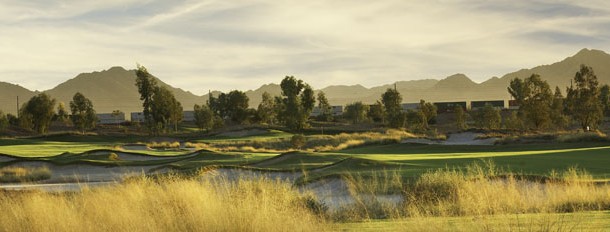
[331,105,343,116]
[131,112,145,123]
[97,112,126,125]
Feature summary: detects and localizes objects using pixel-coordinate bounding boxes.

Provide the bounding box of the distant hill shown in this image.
[0,82,36,115]
[44,67,206,117]
[1,48,609,117]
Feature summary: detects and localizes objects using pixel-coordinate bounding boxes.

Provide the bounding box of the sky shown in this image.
[1,0,610,95]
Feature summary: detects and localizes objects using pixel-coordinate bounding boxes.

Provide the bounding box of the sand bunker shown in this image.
[402,132,496,145]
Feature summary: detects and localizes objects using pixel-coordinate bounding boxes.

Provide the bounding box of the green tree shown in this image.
[150,86,182,134]
[406,109,427,132]
[344,102,369,124]
[209,90,249,124]
[0,111,8,132]
[550,87,569,130]
[21,93,56,134]
[419,100,437,125]
[381,88,404,128]
[135,65,158,132]
[316,91,332,121]
[600,84,610,117]
[473,104,501,130]
[56,102,70,125]
[368,101,385,123]
[504,111,524,131]
[70,92,97,134]
[454,105,467,130]
[508,74,552,130]
[566,65,603,130]
[194,104,214,131]
[277,76,315,131]
[257,92,276,125]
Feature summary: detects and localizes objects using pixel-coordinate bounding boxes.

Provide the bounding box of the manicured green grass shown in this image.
[2,133,610,180]
[334,211,610,231]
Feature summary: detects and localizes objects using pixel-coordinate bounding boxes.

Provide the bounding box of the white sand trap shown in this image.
[88,151,198,162]
[0,155,16,162]
[402,132,496,146]
[1,161,167,183]
[199,168,302,182]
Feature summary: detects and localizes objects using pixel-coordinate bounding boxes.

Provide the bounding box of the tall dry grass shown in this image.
[328,161,610,222]
[0,166,51,183]
[0,176,325,232]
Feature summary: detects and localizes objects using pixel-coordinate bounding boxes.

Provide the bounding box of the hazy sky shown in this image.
[1,0,610,94]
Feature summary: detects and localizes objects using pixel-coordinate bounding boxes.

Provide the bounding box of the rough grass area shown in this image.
[186,129,415,153]
[0,176,325,232]
[313,162,610,223]
[0,166,51,183]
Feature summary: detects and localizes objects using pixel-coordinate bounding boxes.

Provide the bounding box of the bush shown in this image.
[291,134,306,149]
[108,153,120,161]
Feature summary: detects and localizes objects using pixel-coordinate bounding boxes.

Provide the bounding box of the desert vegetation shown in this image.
[0,162,608,231]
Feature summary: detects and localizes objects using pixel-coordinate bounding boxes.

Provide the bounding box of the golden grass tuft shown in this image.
[0,176,325,232]
[0,166,51,183]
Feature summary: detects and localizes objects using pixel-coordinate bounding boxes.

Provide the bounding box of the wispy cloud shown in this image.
[0,0,609,94]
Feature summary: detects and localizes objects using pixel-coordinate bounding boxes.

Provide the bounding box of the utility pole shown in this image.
[16,96,19,117]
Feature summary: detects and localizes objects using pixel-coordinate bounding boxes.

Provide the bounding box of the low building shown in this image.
[131,112,145,123]
[508,100,520,110]
[97,112,126,125]
[470,100,505,110]
[433,101,467,113]
[401,103,419,112]
[183,111,195,122]
[331,105,344,116]
[310,107,322,117]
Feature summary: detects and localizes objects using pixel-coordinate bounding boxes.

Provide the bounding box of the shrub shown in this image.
[291,134,306,149]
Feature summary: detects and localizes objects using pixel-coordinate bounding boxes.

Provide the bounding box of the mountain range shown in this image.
[1,48,609,118]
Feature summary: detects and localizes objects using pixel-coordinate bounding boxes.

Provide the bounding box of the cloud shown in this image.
[0,0,609,94]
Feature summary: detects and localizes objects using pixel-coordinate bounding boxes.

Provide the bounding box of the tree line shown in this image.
[2,64,608,135]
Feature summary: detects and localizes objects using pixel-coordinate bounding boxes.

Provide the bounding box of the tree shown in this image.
[566,65,603,130]
[257,92,276,125]
[406,109,427,131]
[277,76,315,131]
[504,111,524,131]
[344,102,369,124]
[368,101,385,123]
[508,74,552,130]
[454,105,467,130]
[381,88,404,128]
[150,86,182,134]
[419,100,437,125]
[135,65,158,132]
[600,84,610,117]
[70,92,97,133]
[0,111,8,132]
[316,91,332,121]
[21,93,56,134]
[473,104,501,130]
[550,87,569,130]
[194,104,214,131]
[56,102,70,125]
[209,90,249,124]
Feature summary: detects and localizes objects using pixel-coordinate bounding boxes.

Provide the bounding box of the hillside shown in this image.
[1,48,609,116]
[44,67,206,117]
[0,82,36,115]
